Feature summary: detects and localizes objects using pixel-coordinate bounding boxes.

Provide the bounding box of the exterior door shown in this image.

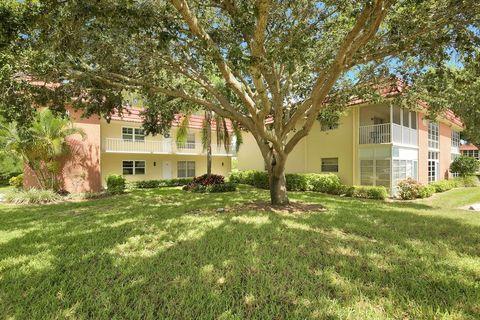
[162,160,172,179]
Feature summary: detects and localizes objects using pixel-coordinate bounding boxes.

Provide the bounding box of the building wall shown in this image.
[237,133,265,171]
[237,107,357,185]
[100,153,231,185]
[305,108,356,185]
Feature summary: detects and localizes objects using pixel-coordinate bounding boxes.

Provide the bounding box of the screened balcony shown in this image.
[359,105,418,146]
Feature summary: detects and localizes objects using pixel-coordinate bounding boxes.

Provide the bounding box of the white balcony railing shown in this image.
[359,123,417,146]
[359,123,391,144]
[104,138,236,156]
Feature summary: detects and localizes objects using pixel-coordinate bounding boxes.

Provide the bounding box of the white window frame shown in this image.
[122,160,146,175]
[122,127,145,142]
[462,149,479,160]
[177,161,196,178]
[428,151,439,183]
[451,131,460,149]
[428,122,439,150]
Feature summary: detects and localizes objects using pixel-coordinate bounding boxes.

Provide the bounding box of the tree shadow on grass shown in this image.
[0,188,479,319]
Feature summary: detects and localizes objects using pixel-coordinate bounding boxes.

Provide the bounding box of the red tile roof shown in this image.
[460,143,479,151]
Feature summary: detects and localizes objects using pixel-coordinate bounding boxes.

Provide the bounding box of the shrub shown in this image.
[184,174,237,193]
[190,182,237,193]
[397,178,422,200]
[285,173,309,191]
[191,174,225,186]
[307,173,343,194]
[430,179,457,193]
[131,178,193,189]
[461,175,480,187]
[349,186,388,200]
[106,175,126,194]
[418,184,435,198]
[4,188,61,204]
[230,171,344,194]
[9,174,24,189]
[450,156,480,177]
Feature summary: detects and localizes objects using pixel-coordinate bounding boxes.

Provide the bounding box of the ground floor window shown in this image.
[461,150,479,160]
[392,159,418,187]
[178,161,196,178]
[428,151,439,183]
[122,160,146,175]
[321,158,339,172]
[360,159,391,188]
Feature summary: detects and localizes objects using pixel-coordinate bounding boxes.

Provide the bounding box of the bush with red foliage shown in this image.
[183,174,225,191]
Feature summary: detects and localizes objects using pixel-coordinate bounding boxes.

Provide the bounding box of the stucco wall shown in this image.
[100,153,231,185]
[236,107,357,185]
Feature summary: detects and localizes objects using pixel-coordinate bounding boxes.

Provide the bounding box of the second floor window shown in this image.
[451,131,460,149]
[122,127,145,141]
[428,122,439,150]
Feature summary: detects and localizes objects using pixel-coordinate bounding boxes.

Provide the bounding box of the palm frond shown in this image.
[233,122,243,152]
[175,114,190,147]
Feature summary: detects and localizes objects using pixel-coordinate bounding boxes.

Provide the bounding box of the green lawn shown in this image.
[1,186,479,319]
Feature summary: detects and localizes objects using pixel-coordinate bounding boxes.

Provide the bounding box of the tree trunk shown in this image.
[206,111,212,177]
[269,157,289,205]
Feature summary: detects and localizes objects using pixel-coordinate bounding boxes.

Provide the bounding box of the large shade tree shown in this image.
[1,0,479,204]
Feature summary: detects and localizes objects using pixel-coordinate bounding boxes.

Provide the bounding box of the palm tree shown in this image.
[176,111,242,177]
[0,109,85,190]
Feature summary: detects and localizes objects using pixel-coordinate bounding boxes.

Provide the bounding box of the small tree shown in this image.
[450,156,480,178]
[0,109,85,191]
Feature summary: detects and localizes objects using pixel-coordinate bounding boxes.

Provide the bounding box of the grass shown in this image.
[0,186,479,319]
[0,185,13,194]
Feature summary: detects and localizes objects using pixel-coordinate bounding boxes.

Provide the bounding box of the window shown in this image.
[122,160,146,175]
[376,159,391,188]
[410,111,417,129]
[461,150,479,160]
[451,131,460,149]
[392,159,418,188]
[122,127,145,141]
[428,122,439,150]
[178,133,196,149]
[177,161,196,177]
[392,106,401,125]
[360,160,374,185]
[428,151,439,183]
[360,159,391,187]
[321,158,339,172]
[402,108,409,127]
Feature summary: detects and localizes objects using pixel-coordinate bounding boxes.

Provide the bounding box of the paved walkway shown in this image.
[469,203,480,211]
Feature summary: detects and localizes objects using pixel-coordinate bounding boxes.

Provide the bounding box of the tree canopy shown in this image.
[1,0,479,203]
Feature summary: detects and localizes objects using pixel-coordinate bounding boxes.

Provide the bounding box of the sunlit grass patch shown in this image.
[0,187,479,319]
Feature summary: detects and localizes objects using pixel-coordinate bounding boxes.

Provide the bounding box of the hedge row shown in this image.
[128,178,193,189]
[397,176,479,200]
[229,170,388,200]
